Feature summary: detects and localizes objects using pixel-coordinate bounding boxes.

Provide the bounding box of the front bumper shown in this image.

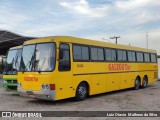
[2,82,18,91]
[3,83,17,87]
[18,87,55,101]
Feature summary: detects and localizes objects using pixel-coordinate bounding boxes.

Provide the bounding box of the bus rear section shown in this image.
[3,46,22,91]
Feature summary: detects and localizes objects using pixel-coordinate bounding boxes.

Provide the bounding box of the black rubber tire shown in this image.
[75,82,88,101]
[141,77,148,88]
[134,78,140,90]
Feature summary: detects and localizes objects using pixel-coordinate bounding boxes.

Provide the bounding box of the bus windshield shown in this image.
[20,43,55,72]
[4,48,22,74]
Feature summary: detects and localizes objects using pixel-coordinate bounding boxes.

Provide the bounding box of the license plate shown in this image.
[29,94,35,98]
[27,91,33,94]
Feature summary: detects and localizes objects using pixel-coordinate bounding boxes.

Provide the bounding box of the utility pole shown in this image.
[110,36,120,44]
[146,31,148,49]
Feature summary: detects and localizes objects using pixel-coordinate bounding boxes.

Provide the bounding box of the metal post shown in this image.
[110,36,120,44]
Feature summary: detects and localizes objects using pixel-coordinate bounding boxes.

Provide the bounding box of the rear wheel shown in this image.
[142,77,148,88]
[134,78,140,90]
[75,82,88,101]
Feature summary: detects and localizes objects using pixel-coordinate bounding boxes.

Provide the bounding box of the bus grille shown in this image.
[7,80,17,84]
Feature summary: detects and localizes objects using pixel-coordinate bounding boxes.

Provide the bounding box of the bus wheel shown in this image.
[75,82,88,101]
[134,78,140,90]
[142,77,148,88]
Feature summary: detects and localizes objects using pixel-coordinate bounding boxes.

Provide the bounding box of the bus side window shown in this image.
[58,43,71,71]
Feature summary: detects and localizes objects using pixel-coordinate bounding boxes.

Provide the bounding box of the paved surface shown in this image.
[0,79,160,120]
[0,74,2,79]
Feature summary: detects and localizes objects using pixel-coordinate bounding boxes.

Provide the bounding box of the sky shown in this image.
[0,0,160,52]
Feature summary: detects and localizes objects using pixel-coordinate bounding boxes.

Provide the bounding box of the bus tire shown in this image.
[134,78,140,90]
[142,76,148,88]
[75,82,88,101]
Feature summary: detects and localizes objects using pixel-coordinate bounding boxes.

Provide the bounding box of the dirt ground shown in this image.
[0,79,160,120]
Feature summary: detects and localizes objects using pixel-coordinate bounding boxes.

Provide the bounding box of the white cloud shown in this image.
[0,5,33,31]
[115,0,152,10]
[0,0,159,50]
[136,12,160,26]
[98,0,160,32]
[22,21,85,37]
[59,0,108,18]
[84,29,160,52]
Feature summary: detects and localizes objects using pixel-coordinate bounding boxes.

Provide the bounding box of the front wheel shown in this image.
[75,82,88,101]
[134,78,140,90]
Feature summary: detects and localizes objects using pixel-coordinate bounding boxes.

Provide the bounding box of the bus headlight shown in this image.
[42,84,45,89]
[18,83,22,88]
[3,80,7,83]
[41,84,55,90]
[42,84,55,90]
[45,84,50,89]
[41,84,50,90]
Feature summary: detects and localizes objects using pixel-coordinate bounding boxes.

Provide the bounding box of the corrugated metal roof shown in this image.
[0,30,36,55]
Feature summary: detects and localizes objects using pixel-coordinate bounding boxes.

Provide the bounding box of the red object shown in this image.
[29,94,35,98]
[50,84,55,90]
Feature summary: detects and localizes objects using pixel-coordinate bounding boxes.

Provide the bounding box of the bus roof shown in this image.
[9,45,22,50]
[23,36,156,54]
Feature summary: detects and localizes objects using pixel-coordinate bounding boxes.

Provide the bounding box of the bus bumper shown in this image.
[17,87,56,101]
[2,80,18,91]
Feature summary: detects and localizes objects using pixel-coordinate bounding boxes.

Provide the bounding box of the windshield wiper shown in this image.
[4,64,8,75]
[22,58,36,73]
[11,58,18,74]
[22,49,37,73]
[4,57,15,75]
[38,57,46,73]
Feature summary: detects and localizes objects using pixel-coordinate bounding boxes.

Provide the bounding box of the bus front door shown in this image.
[57,43,73,100]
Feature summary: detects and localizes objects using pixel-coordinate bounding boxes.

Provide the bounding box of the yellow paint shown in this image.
[3,75,17,80]
[18,36,158,100]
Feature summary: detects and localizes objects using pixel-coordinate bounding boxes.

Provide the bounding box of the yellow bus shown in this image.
[3,45,22,91]
[18,36,158,101]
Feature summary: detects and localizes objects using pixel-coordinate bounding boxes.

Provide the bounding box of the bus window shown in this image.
[118,50,127,61]
[91,47,98,60]
[73,45,81,60]
[98,48,104,60]
[105,49,112,61]
[128,51,136,62]
[144,53,150,62]
[5,48,22,74]
[82,46,89,60]
[151,54,156,63]
[59,43,71,71]
[136,52,144,62]
[111,49,116,61]
[105,49,116,61]
[73,45,89,61]
[91,47,104,61]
